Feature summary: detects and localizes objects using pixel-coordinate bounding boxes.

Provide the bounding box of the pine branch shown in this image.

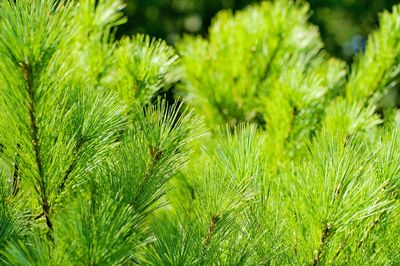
[11,144,20,197]
[203,214,219,248]
[133,145,163,205]
[312,222,333,266]
[356,184,393,250]
[357,211,384,249]
[59,161,75,192]
[330,235,351,264]
[21,59,53,233]
[58,139,85,193]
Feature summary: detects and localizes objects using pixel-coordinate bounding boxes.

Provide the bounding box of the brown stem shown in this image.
[12,144,21,196]
[133,145,163,205]
[203,215,220,247]
[22,60,53,234]
[312,222,333,266]
[143,146,162,184]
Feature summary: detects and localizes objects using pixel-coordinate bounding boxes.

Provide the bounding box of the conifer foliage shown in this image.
[1,0,400,265]
[0,0,201,264]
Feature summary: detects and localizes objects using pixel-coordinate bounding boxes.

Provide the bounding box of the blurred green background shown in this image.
[117,0,399,62]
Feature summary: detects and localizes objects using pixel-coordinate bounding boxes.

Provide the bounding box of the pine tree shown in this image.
[1,0,400,265]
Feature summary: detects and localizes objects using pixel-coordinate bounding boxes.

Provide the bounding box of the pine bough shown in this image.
[0,0,400,265]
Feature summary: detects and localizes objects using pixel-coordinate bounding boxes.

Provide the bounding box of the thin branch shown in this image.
[21,60,53,234]
[198,214,220,264]
[132,145,163,205]
[357,211,384,249]
[330,233,352,264]
[12,144,21,196]
[357,186,391,250]
[58,139,85,193]
[59,161,75,192]
[203,214,220,248]
[312,222,333,266]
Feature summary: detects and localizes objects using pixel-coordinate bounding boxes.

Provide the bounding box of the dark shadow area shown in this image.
[117,0,399,62]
